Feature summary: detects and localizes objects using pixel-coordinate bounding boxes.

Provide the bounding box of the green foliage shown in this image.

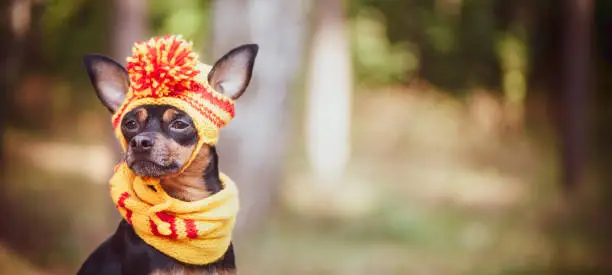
[41,0,110,79]
[350,8,418,86]
[350,0,502,92]
[497,31,528,104]
[150,0,211,58]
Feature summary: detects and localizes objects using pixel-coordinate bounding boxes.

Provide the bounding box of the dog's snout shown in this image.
[130,135,154,152]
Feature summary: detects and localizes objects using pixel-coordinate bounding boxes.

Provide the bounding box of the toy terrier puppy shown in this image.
[77,42,258,275]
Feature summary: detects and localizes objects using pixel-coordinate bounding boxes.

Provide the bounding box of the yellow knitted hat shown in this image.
[111,35,235,171]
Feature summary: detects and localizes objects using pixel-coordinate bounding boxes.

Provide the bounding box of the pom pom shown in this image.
[126,35,201,98]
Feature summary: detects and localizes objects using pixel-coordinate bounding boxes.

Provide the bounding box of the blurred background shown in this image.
[0,0,609,274]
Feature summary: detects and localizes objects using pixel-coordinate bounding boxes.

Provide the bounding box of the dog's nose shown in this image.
[130,135,154,152]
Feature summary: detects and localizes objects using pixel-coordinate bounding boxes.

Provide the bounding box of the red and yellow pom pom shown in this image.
[126,35,201,98]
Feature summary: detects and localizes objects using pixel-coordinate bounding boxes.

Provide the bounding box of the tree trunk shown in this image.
[1,0,33,182]
[305,0,352,189]
[561,0,593,192]
[0,1,12,175]
[211,0,309,236]
[111,0,148,64]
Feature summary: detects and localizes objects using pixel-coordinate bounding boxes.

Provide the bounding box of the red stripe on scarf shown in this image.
[184,219,198,239]
[117,192,133,224]
[150,212,178,239]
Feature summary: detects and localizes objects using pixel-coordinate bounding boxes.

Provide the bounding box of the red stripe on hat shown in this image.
[176,97,223,127]
[184,219,198,239]
[194,85,235,117]
[179,95,231,128]
[111,87,234,131]
[112,97,137,129]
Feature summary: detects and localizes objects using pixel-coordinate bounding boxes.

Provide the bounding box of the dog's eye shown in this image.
[123,120,138,130]
[170,120,189,130]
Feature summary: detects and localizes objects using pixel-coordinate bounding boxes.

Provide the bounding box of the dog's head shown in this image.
[83,43,258,177]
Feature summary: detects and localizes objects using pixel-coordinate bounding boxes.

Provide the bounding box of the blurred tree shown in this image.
[561,0,593,191]
[0,1,13,173]
[594,0,612,182]
[521,1,562,139]
[305,0,352,189]
[5,0,49,131]
[211,0,309,235]
[0,0,39,183]
[523,0,593,191]
[591,0,612,268]
[111,0,148,64]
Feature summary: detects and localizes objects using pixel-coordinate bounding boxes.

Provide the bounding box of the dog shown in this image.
[77,38,258,275]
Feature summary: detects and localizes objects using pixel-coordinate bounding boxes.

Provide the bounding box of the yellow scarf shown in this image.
[110,162,239,265]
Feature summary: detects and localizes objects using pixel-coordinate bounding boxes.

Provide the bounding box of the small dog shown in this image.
[77,38,258,275]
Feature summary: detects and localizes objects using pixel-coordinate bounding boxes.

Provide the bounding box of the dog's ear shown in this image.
[83,54,129,113]
[208,44,259,100]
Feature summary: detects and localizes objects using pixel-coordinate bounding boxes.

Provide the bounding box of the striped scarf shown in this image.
[110,162,239,265]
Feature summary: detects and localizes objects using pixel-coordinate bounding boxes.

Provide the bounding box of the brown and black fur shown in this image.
[77,44,258,275]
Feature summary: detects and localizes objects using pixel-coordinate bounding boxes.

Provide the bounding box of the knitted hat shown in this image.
[111,35,235,171]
